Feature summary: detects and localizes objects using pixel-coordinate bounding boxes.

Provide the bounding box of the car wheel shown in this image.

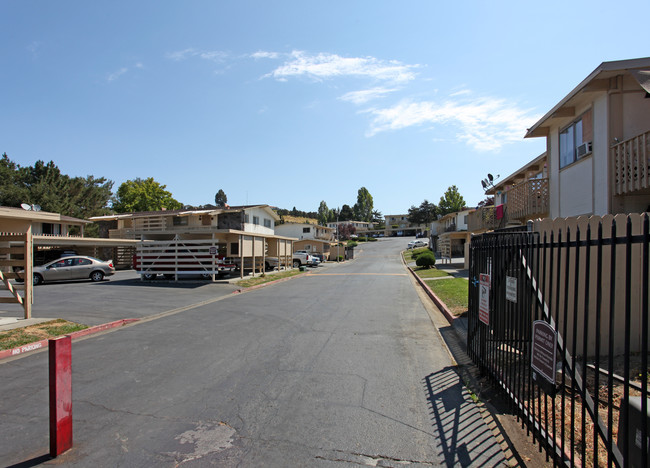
[142,273,157,280]
[293,260,301,268]
[33,274,43,286]
[90,271,104,282]
[200,273,211,279]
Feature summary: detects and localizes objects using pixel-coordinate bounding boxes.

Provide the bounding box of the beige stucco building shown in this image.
[525,57,650,218]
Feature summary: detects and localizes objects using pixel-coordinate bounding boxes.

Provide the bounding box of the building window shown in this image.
[245,214,250,223]
[560,111,592,168]
[303,227,311,233]
[172,216,188,226]
[230,242,239,255]
[253,216,259,225]
[264,218,271,228]
[463,215,468,224]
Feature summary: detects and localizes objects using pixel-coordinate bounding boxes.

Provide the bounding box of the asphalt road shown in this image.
[0,238,506,467]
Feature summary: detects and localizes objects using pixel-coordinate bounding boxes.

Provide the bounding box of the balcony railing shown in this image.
[109,224,242,239]
[506,177,549,221]
[612,130,650,195]
[468,206,503,232]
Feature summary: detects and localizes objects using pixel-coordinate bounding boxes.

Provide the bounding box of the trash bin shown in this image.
[299,266,306,272]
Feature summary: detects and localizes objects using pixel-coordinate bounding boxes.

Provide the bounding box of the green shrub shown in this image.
[415,251,436,268]
[347,241,358,248]
[410,247,430,260]
[338,255,344,261]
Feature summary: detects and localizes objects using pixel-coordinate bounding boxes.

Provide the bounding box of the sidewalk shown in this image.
[405,252,551,467]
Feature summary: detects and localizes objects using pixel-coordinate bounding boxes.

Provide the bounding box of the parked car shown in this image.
[408,239,429,249]
[311,253,325,264]
[292,251,314,268]
[16,256,115,285]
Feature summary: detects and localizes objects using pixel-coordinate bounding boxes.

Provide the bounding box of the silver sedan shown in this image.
[21,256,115,285]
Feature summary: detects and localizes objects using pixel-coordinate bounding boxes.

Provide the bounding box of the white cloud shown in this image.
[339,87,399,105]
[107,67,128,82]
[251,51,280,59]
[166,48,227,62]
[366,95,540,151]
[265,50,418,83]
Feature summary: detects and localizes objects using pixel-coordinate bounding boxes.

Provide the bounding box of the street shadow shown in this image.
[5,454,51,468]
[423,366,506,467]
[435,324,533,467]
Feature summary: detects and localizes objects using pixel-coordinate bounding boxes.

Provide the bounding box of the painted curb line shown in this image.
[0,318,139,360]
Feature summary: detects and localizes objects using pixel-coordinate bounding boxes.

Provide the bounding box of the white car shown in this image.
[408,239,429,249]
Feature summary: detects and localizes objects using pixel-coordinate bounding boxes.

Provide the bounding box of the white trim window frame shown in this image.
[559,115,585,169]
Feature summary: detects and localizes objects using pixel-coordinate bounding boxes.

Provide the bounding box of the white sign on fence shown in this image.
[506,276,517,303]
[479,273,490,325]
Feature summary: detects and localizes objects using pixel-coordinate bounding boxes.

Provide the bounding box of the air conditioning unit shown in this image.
[576,141,592,158]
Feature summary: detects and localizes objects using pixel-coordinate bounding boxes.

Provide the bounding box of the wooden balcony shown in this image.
[468,206,503,232]
[506,178,549,221]
[612,130,650,195]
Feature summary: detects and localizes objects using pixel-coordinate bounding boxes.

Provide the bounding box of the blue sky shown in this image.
[1,1,648,216]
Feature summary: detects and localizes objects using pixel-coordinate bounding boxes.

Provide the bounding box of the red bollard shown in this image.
[49,335,72,457]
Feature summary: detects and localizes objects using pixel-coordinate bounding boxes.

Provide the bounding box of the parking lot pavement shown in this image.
[0,270,241,328]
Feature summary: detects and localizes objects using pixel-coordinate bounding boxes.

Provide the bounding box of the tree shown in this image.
[112,177,182,213]
[317,201,330,226]
[477,196,494,208]
[371,209,383,224]
[214,189,228,207]
[353,187,373,222]
[438,186,466,215]
[407,200,438,225]
[338,223,357,240]
[339,204,354,221]
[0,154,113,223]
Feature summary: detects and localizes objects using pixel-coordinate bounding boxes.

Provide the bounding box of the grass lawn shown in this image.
[403,246,430,263]
[235,269,303,288]
[0,319,88,351]
[425,278,468,316]
[413,267,451,279]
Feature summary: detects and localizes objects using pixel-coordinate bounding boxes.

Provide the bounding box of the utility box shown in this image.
[617,396,650,467]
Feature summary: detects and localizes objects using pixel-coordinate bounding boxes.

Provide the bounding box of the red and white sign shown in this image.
[479,273,490,325]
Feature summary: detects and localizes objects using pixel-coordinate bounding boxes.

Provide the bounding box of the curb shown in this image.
[406,265,457,325]
[0,318,139,360]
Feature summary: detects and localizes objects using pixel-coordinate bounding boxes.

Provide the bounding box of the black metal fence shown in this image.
[468,215,649,467]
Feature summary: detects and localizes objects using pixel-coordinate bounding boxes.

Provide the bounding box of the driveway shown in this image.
[0,238,506,466]
[0,270,241,327]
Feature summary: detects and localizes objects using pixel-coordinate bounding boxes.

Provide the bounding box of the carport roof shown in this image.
[0,206,91,224]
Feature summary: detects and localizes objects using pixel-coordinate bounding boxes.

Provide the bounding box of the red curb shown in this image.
[407,266,457,325]
[0,318,139,360]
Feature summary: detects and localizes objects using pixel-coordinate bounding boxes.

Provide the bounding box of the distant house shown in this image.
[430,209,474,261]
[525,57,650,217]
[0,205,137,265]
[90,205,295,273]
[384,214,427,237]
[274,221,334,259]
[326,220,374,231]
[0,205,90,236]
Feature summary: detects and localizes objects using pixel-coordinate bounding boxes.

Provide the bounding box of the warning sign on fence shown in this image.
[531,320,557,392]
[478,273,490,325]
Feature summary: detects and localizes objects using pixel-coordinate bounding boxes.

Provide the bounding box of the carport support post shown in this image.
[49,335,72,457]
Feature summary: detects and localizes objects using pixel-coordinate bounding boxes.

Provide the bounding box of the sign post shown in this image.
[49,335,72,457]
